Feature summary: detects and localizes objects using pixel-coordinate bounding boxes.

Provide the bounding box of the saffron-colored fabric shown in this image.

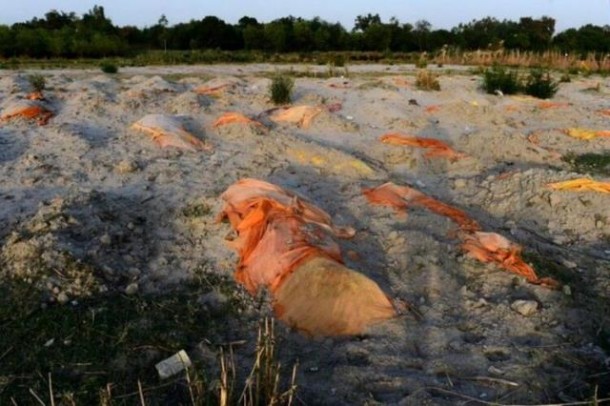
[380,133,465,161]
[219,179,396,336]
[564,128,610,141]
[548,178,610,193]
[131,114,211,152]
[213,112,265,129]
[1,100,53,125]
[364,182,558,288]
[269,105,324,128]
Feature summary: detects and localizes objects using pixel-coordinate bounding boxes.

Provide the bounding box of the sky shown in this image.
[2,0,610,33]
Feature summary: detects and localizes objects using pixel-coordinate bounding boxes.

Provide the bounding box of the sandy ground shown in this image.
[1,63,609,404]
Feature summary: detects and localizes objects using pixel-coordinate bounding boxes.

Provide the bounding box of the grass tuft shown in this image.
[482,66,521,95]
[562,151,610,176]
[269,74,294,105]
[524,69,558,99]
[415,69,440,91]
[100,62,119,74]
[27,74,46,93]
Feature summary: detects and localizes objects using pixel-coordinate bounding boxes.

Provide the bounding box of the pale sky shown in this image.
[2,0,610,33]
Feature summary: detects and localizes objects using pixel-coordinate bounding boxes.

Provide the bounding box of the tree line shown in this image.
[1,6,609,58]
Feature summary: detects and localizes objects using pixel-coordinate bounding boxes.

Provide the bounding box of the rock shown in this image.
[115,160,140,174]
[198,291,228,312]
[125,282,139,295]
[562,285,572,296]
[548,193,562,208]
[453,178,467,189]
[510,300,538,316]
[561,259,578,269]
[57,292,69,304]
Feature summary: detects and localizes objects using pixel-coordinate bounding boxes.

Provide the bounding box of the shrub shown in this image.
[525,69,558,99]
[559,73,571,83]
[483,66,521,95]
[269,74,294,105]
[100,62,118,74]
[27,74,46,93]
[562,151,610,176]
[415,69,440,91]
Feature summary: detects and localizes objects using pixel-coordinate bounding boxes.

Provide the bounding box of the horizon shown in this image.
[1,0,610,33]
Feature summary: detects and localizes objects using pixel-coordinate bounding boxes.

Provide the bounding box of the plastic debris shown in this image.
[219,179,395,336]
[548,178,610,193]
[155,350,192,379]
[380,132,465,161]
[363,182,558,288]
[131,114,211,151]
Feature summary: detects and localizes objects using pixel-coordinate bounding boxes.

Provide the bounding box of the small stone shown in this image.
[453,179,467,189]
[562,285,572,296]
[488,365,505,376]
[561,259,578,269]
[596,220,604,229]
[115,160,140,174]
[57,292,69,304]
[100,234,111,245]
[125,282,139,296]
[549,193,561,207]
[510,299,538,316]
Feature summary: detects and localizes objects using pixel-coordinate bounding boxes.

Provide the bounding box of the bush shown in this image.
[525,69,558,99]
[100,62,118,74]
[269,74,294,105]
[483,66,521,95]
[27,74,46,93]
[415,69,440,91]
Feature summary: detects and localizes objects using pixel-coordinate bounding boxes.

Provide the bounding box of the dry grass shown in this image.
[415,69,441,91]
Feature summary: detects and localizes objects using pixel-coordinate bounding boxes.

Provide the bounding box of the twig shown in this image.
[137,380,146,406]
[48,373,55,406]
[427,386,610,406]
[0,346,13,362]
[11,397,18,406]
[184,367,196,406]
[28,388,46,406]
[462,376,520,387]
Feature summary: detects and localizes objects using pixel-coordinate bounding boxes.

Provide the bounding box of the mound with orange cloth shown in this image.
[1,100,53,125]
[131,114,211,152]
[363,182,558,288]
[219,179,396,336]
[380,133,466,161]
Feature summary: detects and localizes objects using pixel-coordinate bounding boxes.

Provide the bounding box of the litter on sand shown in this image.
[548,178,610,193]
[219,178,396,336]
[269,105,324,128]
[1,100,53,125]
[155,350,192,379]
[363,182,558,288]
[380,132,465,161]
[131,114,211,152]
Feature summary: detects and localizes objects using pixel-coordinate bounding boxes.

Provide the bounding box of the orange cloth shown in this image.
[131,114,211,151]
[548,178,610,193]
[219,179,395,336]
[213,112,265,129]
[380,133,465,161]
[364,182,558,288]
[1,101,53,125]
[269,105,323,128]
